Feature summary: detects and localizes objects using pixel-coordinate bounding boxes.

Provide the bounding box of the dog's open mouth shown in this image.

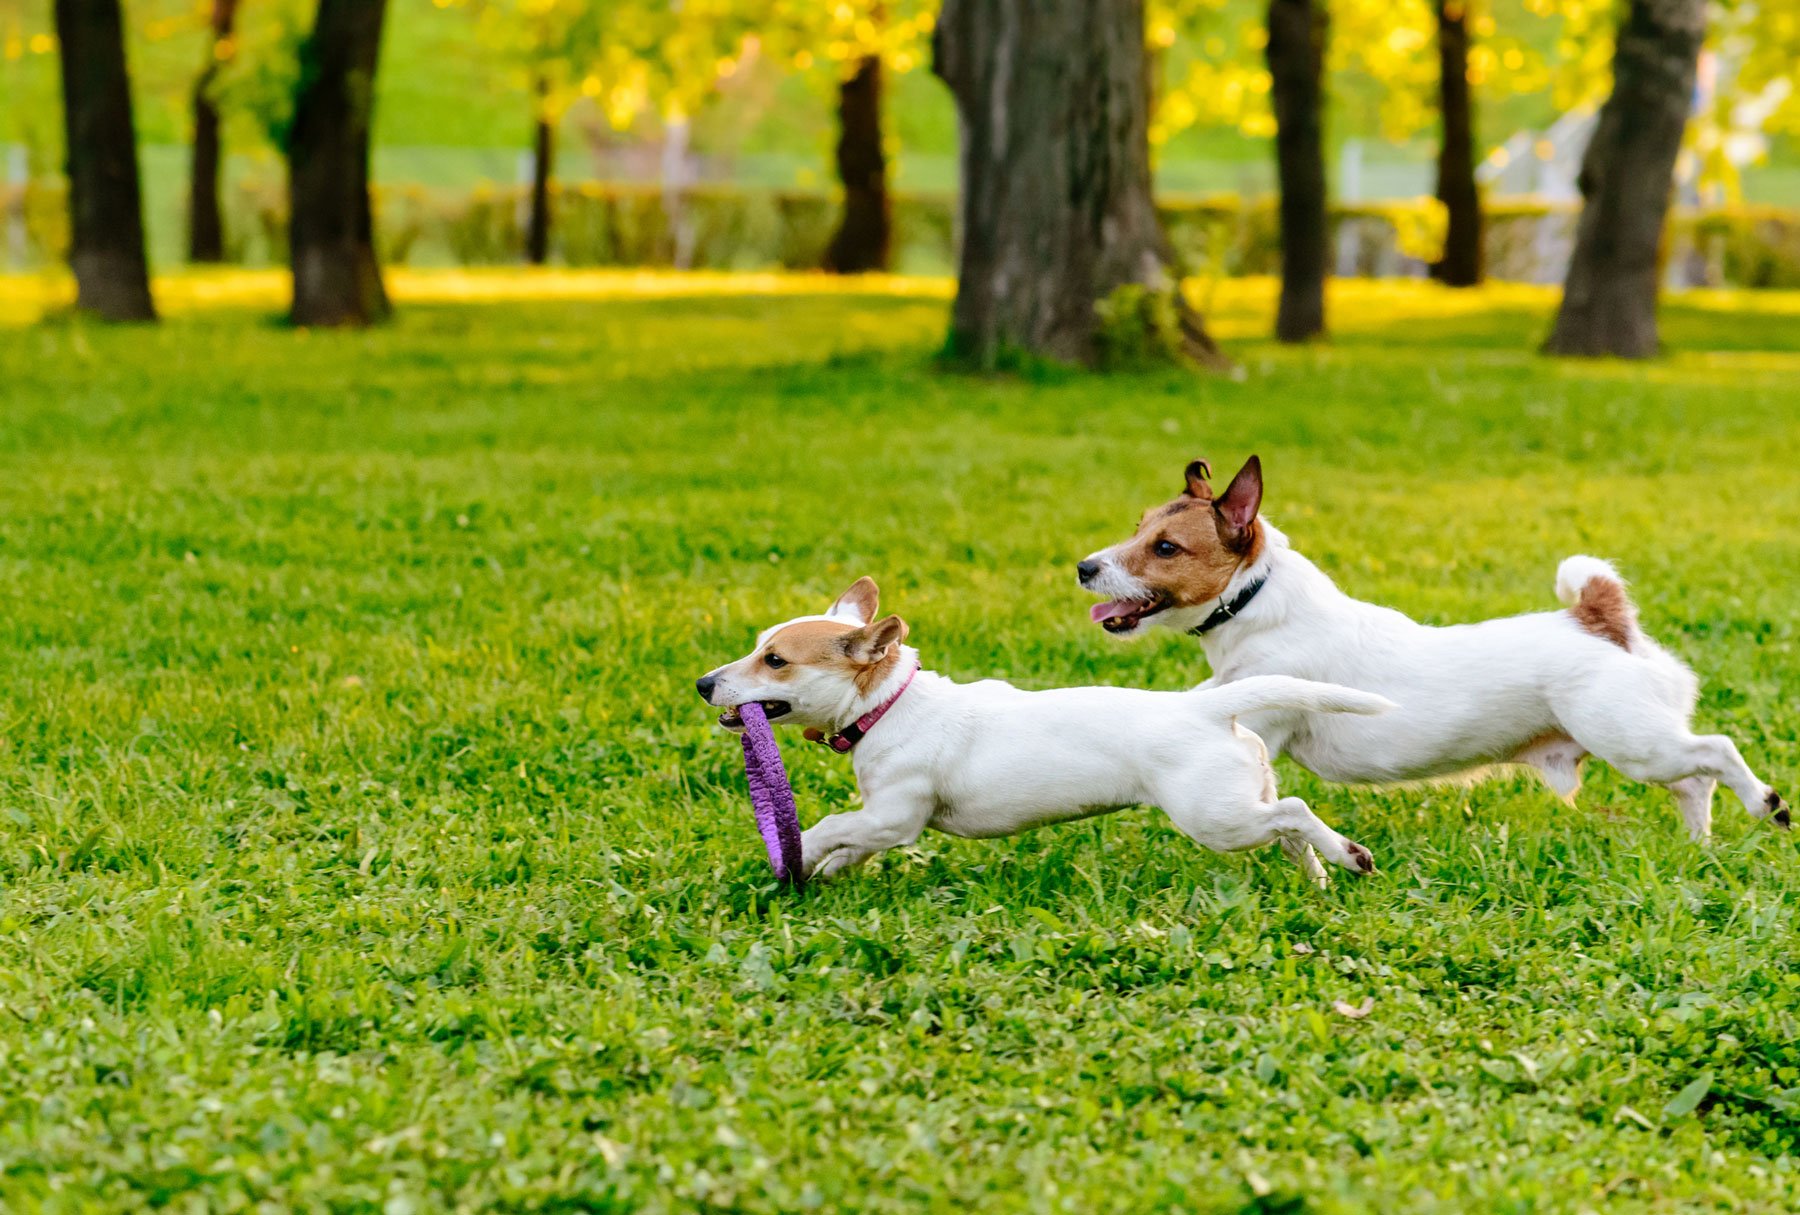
[1089,596,1169,633]
[718,700,792,730]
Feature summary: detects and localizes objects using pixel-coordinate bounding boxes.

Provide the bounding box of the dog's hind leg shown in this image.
[1666,776,1717,841]
[1556,672,1786,832]
[1157,730,1373,880]
[1672,735,1787,827]
[1278,836,1331,889]
[1270,798,1375,874]
[1583,731,1786,830]
[1171,792,1374,876]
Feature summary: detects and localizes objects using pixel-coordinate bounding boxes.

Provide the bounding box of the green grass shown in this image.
[2,272,1799,1212]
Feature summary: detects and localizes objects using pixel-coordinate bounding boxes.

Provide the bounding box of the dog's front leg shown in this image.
[801,782,934,880]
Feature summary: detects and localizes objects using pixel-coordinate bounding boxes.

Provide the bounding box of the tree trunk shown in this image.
[53,0,156,321]
[1544,0,1704,358]
[526,75,554,266]
[287,0,390,327]
[932,0,1225,369]
[189,0,240,264]
[824,54,891,274]
[1431,0,1482,286]
[1267,0,1327,342]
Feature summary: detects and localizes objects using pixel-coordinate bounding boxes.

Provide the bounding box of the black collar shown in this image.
[1188,574,1267,637]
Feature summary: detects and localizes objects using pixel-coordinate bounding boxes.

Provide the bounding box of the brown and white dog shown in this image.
[697,578,1395,883]
[1077,456,1788,839]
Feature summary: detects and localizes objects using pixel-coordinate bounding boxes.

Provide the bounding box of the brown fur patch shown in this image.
[759,619,901,694]
[762,620,858,669]
[1235,519,1266,569]
[1569,580,1635,650]
[1112,499,1265,611]
[851,648,902,695]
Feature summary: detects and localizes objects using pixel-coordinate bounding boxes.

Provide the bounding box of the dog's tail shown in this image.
[1198,675,1397,721]
[1555,555,1639,651]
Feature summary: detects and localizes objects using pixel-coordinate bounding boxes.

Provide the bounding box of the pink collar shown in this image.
[808,663,918,753]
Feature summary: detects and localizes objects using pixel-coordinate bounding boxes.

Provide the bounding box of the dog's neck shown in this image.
[825,645,924,735]
[1189,522,1343,664]
[1203,521,1284,622]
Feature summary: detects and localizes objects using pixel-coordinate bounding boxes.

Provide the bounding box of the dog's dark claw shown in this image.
[1345,841,1375,874]
[1769,791,1790,829]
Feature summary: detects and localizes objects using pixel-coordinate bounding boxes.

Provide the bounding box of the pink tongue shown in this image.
[1090,599,1140,622]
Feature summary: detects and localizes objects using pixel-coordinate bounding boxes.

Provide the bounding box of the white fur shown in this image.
[1083,522,1787,839]
[701,612,1396,885]
[1554,555,1623,609]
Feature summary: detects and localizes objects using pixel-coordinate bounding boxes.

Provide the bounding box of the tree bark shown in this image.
[1431,0,1482,286]
[287,0,391,327]
[1544,0,1704,358]
[1267,0,1327,342]
[189,0,240,263]
[824,54,891,274]
[932,0,1224,369]
[53,0,156,321]
[526,74,554,266]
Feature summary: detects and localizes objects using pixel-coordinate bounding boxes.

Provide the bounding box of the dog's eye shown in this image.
[1153,539,1179,558]
[763,653,787,669]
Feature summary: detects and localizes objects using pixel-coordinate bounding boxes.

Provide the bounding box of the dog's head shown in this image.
[695,577,910,730]
[1076,455,1265,636]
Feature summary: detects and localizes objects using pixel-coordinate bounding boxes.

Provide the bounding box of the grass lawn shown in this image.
[2,273,1799,1213]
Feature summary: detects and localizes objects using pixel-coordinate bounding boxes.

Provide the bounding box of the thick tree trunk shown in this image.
[189,0,240,263]
[932,0,1224,369]
[1431,0,1482,286]
[1267,0,1327,342]
[824,54,891,274]
[53,0,156,321]
[287,0,390,327]
[526,75,554,266]
[1544,0,1703,357]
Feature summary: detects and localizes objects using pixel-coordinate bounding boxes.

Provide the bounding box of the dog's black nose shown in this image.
[695,674,718,701]
[1077,559,1101,585]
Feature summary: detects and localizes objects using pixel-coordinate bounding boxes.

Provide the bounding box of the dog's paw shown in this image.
[1344,840,1376,875]
[1768,790,1790,829]
[807,849,861,881]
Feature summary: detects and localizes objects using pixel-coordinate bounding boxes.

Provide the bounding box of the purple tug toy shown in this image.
[735,701,806,886]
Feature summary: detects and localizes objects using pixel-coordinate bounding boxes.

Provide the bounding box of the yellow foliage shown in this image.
[762,0,938,77]
[1392,196,1448,262]
[1154,0,1577,150]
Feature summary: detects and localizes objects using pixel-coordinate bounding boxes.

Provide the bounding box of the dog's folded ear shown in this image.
[827,576,880,625]
[1213,455,1263,548]
[1183,458,1214,500]
[843,614,908,664]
